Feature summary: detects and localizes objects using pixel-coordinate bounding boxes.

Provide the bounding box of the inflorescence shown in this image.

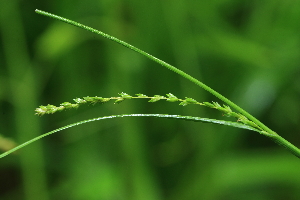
[35,92,263,131]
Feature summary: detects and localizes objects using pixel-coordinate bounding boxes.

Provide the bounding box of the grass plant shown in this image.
[1,9,299,159]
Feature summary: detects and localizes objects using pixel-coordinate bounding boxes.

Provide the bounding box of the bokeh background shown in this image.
[1,0,300,199]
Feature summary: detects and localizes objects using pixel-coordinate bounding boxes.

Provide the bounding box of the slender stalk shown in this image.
[34,10,300,158]
[269,135,300,159]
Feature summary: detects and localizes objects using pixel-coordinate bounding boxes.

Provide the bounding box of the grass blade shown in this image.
[0,114,262,158]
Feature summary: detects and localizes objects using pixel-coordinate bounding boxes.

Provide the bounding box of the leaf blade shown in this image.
[0,114,263,159]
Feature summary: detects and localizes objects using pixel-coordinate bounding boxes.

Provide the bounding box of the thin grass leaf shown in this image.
[0,114,264,159]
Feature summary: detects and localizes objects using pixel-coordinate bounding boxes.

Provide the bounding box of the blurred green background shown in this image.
[1,0,300,199]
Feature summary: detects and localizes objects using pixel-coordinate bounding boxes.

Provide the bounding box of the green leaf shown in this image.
[0,114,263,159]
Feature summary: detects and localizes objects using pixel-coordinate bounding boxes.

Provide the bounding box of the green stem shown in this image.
[34,9,300,158]
[269,135,300,159]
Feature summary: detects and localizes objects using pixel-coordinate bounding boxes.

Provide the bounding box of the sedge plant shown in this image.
[0,9,299,159]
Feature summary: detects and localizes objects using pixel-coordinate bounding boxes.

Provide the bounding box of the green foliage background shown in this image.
[1,0,300,199]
